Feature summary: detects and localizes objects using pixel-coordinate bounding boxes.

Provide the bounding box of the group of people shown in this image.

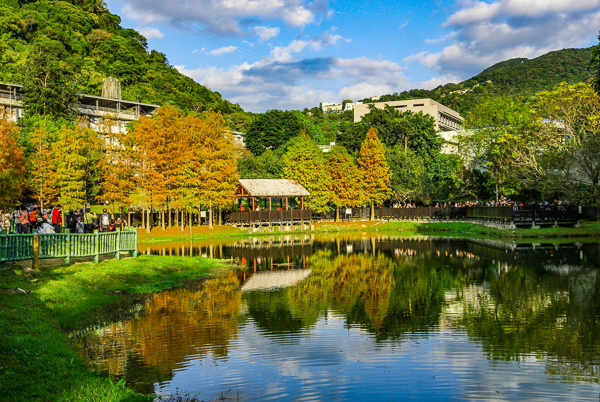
[0,206,128,234]
[390,199,565,209]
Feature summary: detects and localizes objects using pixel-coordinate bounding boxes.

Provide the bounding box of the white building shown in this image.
[0,81,159,133]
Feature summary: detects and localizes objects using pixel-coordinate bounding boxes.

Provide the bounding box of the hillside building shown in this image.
[320,101,362,114]
[353,98,463,131]
[0,80,159,133]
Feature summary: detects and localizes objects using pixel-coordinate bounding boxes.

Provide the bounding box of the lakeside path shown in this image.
[0,255,233,402]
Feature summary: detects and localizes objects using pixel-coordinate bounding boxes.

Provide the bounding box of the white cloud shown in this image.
[208,46,238,56]
[253,26,281,42]
[174,53,410,112]
[270,33,344,62]
[136,27,164,39]
[398,20,409,29]
[118,0,330,35]
[408,0,600,79]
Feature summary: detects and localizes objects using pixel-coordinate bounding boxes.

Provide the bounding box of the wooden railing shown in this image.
[0,228,137,269]
[224,209,313,224]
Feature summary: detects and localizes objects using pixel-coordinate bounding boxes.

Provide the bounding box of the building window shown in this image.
[413,103,424,107]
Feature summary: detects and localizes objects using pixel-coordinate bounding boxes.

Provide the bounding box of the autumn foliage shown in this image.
[0,113,27,207]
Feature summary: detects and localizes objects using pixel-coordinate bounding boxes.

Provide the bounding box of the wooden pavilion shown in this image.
[234,179,310,211]
[228,179,312,226]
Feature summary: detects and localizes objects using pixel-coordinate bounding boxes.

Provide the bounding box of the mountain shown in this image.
[361,47,594,115]
[0,0,250,123]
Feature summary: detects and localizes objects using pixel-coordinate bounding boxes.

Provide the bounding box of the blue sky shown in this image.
[104,0,600,112]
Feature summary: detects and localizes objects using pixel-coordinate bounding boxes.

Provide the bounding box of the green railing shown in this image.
[0,228,138,269]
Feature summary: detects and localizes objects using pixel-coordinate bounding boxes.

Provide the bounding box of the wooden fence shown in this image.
[0,228,137,269]
[223,209,313,225]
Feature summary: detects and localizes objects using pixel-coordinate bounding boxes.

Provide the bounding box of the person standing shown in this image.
[12,207,22,234]
[52,205,62,233]
[98,208,111,232]
[0,210,11,234]
[83,208,97,233]
[66,209,77,233]
[19,207,29,234]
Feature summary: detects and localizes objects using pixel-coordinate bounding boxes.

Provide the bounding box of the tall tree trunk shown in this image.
[142,208,145,229]
[370,202,375,221]
[181,209,184,232]
[161,208,165,231]
[209,202,213,229]
[146,209,151,233]
[190,212,193,237]
[336,206,339,222]
[168,201,172,228]
[218,206,222,226]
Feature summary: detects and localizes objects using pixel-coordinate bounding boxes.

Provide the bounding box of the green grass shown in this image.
[0,255,230,402]
[378,221,600,238]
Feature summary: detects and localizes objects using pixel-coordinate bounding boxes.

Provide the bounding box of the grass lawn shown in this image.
[0,255,231,402]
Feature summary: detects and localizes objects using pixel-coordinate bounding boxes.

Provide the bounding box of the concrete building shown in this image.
[353,98,463,131]
[320,102,344,114]
[0,80,159,133]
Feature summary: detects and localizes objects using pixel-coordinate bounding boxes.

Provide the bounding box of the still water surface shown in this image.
[72,234,600,401]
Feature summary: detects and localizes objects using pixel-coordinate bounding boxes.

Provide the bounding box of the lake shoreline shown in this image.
[136,220,600,244]
[0,255,232,402]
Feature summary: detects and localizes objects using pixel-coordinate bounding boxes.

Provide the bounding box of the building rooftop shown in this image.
[237,179,310,197]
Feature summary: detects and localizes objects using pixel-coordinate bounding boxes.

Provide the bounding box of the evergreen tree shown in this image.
[357,128,392,220]
[283,134,332,213]
[22,36,78,120]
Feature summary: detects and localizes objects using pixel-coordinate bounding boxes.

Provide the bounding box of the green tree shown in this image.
[283,134,332,213]
[386,146,426,205]
[238,149,284,179]
[357,128,392,219]
[536,83,600,219]
[459,95,541,200]
[324,145,363,221]
[245,110,302,155]
[21,36,78,120]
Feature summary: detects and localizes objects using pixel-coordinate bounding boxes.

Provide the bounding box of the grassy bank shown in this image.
[135,220,600,244]
[0,255,231,402]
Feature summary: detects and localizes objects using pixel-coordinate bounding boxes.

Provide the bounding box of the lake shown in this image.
[72,233,600,401]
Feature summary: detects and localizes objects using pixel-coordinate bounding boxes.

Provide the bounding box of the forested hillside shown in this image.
[362,47,593,115]
[0,0,252,127]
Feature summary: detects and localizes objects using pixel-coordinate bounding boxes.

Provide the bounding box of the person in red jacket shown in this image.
[52,205,62,233]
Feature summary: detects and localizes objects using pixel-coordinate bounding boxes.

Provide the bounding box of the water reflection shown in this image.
[73,235,600,400]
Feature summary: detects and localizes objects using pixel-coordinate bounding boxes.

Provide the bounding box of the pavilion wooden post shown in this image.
[269,197,272,210]
[252,197,255,211]
[301,197,304,209]
[285,197,288,210]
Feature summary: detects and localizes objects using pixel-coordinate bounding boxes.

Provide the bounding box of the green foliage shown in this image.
[245,110,303,155]
[238,149,285,179]
[592,31,600,96]
[386,146,426,205]
[283,134,332,213]
[22,35,78,119]
[0,0,248,122]
[460,95,541,199]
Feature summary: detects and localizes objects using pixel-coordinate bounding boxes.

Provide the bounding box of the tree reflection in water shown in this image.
[74,238,600,394]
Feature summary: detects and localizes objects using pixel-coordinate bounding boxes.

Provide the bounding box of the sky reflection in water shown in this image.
[72,235,600,401]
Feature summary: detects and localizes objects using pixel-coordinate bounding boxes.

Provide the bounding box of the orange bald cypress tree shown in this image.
[196,112,239,229]
[357,128,392,220]
[98,116,136,213]
[325,145,363,221]
[29,126,58,210]
[0,113,26,207]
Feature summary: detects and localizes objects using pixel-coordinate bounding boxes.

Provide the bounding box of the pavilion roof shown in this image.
[237,179,310,197]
